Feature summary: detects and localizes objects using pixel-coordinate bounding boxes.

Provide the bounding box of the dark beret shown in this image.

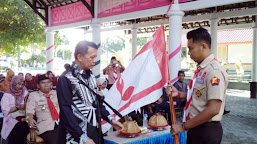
[37,74,51,84]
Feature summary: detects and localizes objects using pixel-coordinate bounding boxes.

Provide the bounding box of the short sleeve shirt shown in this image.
[26,90,59,135]
[190,54,228,121]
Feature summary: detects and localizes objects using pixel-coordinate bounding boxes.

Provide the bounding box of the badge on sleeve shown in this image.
[210,77,220,86]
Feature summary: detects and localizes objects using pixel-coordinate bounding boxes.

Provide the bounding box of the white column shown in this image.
[167,0,184,83]
[91,20,101,78]
[210,18,218,58]
[123,33,133,66]
[46,30,55,72]
[252,18,257,82]
[132,24,138,59]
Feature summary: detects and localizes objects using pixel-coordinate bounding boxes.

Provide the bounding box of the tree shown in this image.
[137,37,148,49]
[21,52,46,67]
[57,50,63,59]
[101,36,125,53]
[57,49,72,60]
[0,0,45,55]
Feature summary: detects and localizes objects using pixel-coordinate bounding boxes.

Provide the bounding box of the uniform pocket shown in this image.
[36,113,49,123]
[38,101,47,106]
[193,84,206,101]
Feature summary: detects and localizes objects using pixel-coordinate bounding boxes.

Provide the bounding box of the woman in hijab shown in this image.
[25,73,36,91]
[1,75,29,144]
[46,71,57,87]
[97,77,109,96]
[0,69,15,92]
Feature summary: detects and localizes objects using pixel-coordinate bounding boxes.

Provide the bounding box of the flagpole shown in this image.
[163,25,180,144]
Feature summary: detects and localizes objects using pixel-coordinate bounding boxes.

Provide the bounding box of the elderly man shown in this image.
[26,74,59,144]
[57,40,123,144]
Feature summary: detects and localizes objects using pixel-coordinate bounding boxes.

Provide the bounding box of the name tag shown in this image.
[196,78,204,84]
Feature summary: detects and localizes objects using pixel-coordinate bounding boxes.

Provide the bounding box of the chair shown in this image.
[24,91,46,144]
[26,125,45,144]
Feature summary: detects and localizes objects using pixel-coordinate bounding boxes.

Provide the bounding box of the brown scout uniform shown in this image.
[190,54,228,120]
[26,90,59,135]
[187,54,228,144]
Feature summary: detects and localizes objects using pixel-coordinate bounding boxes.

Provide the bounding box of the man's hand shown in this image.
[156,97,163,104]
[170,123,185,136]
[165,85,178,97]
[98,91,104,96]
[28,117,37,128]
[118,61,121,66]
[84,138,95,144]
[18,104,25,110]
[111,120,124,132]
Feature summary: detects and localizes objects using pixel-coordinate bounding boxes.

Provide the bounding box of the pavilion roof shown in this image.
[23,0,92,25]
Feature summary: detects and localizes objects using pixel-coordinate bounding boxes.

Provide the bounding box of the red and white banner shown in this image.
[102,26,168,132]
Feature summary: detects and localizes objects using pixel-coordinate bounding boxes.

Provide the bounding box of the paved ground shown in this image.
[221,89,257,144]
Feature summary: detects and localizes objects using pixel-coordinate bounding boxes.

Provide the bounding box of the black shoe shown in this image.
[223,110,230,115]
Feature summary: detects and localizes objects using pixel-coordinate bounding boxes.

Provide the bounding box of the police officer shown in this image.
[26,74,59,144]
[167,28,228,144]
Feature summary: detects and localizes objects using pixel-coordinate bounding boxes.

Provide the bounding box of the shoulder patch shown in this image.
[210,77,220,86]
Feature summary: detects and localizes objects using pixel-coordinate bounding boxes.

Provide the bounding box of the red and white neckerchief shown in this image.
[113,67,118,81]
[183,58,217,122]
[183,67,200,122]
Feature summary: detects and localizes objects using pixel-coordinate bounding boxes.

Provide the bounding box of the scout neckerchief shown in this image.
[183,58,217,122]
[43,94,59,124]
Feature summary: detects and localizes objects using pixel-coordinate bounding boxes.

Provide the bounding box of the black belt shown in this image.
[200,121,220,127]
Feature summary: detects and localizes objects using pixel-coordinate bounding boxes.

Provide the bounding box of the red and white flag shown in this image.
[102,26,168,132]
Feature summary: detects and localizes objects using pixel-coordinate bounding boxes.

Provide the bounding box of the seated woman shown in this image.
[46,71,58,87]
[97,77,109,96]
[0,69,15,92]
[1,75,29,144]
[25,73,36,91]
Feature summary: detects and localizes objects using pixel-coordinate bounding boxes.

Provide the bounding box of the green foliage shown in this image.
[101,36,125,53]
[64,50,72,60]
[137,37,148,50]
[181,47,187,59]
[0,0,45,55]
[55,31,69,47]
[21,51,46,67]
[57,50,63,58]
[57,49,72,60]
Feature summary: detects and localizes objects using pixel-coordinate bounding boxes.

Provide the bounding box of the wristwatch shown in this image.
[182,122,187,131]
